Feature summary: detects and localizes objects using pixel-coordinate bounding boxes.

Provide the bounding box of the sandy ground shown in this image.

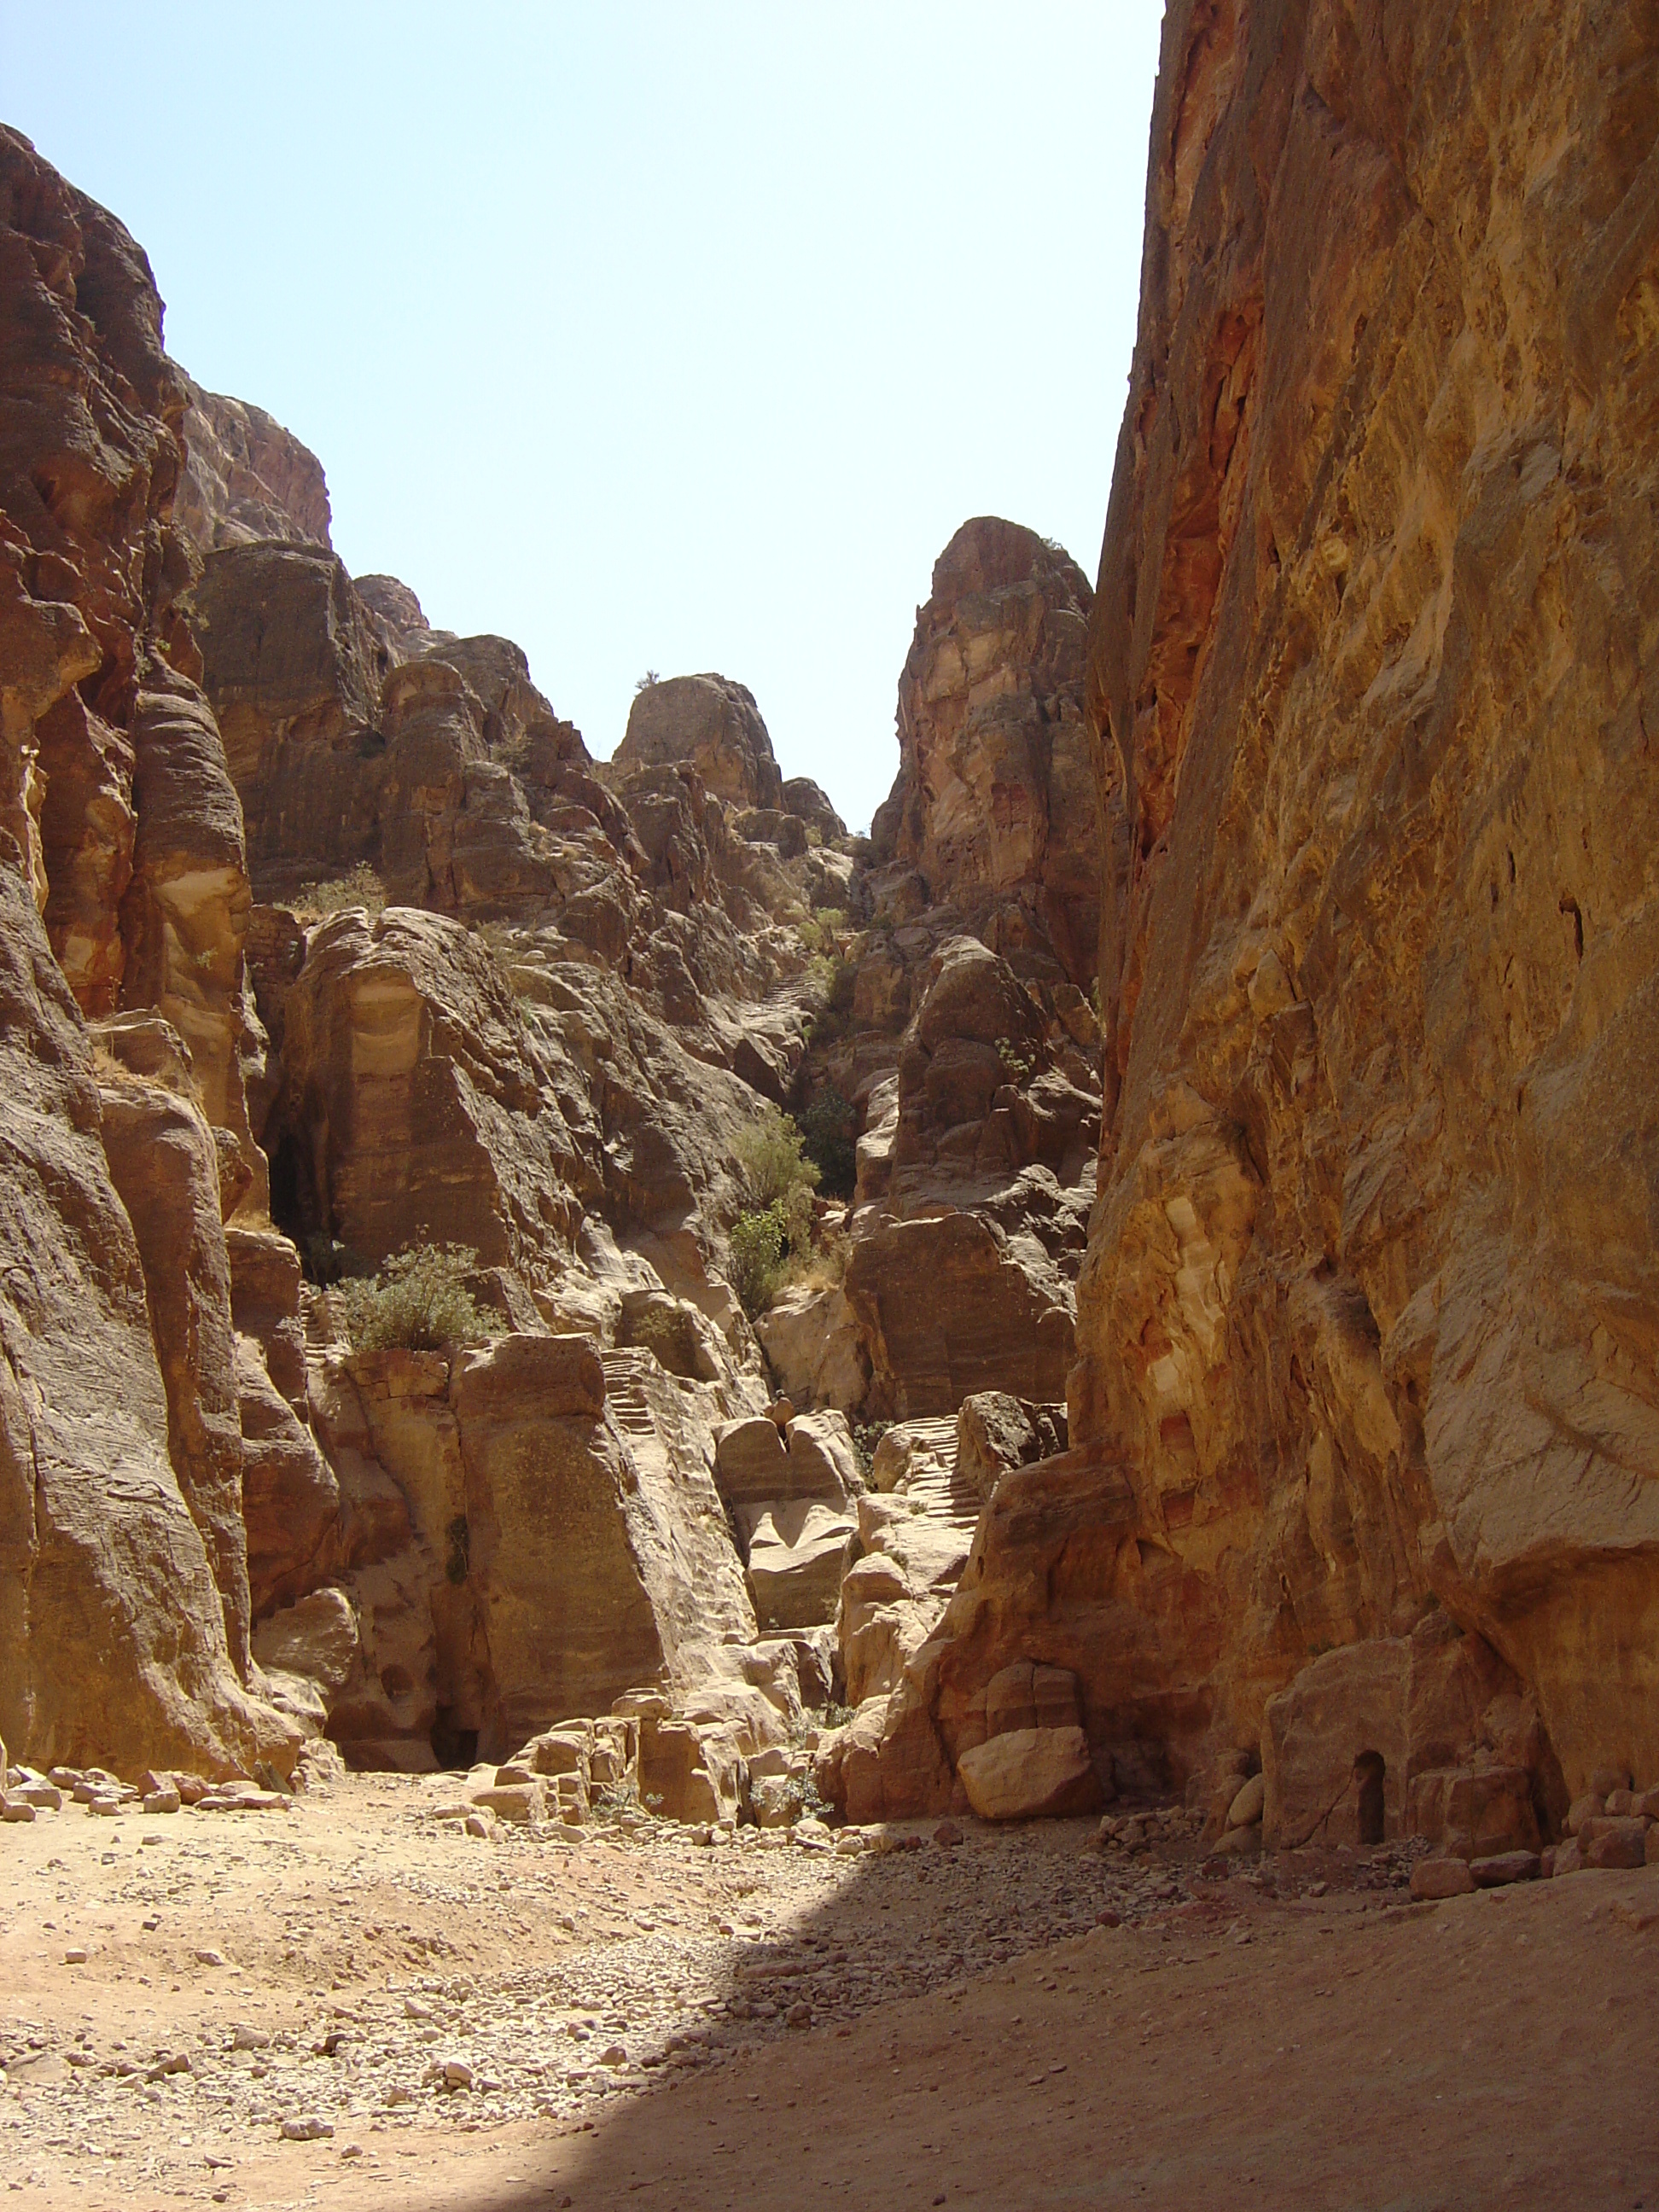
[3,1775,1656,2210]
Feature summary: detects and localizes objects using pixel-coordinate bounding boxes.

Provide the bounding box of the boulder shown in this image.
[1470,1852,1541,1889]
[614,674,783,812]
[252,1586,359,1693]
[713,1415,789,1505]
[1581,1818,1649,1871]
[756,1284,871,1413]
[957,1726,1103,1821]
[955,1392,1062,1501]
[783,1411,859,1505]
[1406,1767,1542,1863]
[1410,1859,1476,1902]
[744,1500,856,1633]
[781,777,845,841]
[1226,1774,1266,1830]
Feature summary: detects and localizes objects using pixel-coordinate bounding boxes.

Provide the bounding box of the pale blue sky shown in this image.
[5,4,1164,830]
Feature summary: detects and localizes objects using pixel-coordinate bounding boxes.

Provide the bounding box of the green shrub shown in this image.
[729,1204,789,1318]
[295,861,385,921]
[730,1111,824,1316]
[736,1109,820,1210]
[796,905,847,956]
[996,1035,1035,1084]
[799,1087,857,1198]
[335,1243,504,1353]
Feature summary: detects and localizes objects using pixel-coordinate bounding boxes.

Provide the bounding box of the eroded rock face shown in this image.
[907,0,1659,1809]
[302,1335,760,1767]
[0,131,305,1774]
[1260,1614,1557,1854]
[175,380,332,552]
[271,905,585,1277]
[873,517,1099,986]
[99,1074,253,1674]
[844,1213,1074,1419]
[0,855,287,1776]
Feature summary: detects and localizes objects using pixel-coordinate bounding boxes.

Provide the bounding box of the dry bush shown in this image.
[335,1243,502,1352]
[294,862,386,922]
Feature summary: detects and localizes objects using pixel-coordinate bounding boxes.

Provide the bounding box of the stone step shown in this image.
[889,1416,983,1533]
[599,1353,662,1439]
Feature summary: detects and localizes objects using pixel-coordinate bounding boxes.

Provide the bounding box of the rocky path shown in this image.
[891,1417,987,1534]
[3,1778,1654,2209]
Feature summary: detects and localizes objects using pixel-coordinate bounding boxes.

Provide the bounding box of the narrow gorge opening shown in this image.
[1353,1750,1386,1847]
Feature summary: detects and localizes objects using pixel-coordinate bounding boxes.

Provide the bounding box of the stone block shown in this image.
[1582,1817,1648,1870]
[1470,1851,1540,1887]
[1410,1858,1475,1901]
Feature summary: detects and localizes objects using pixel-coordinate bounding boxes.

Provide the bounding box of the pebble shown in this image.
[3,1771,1237,2174]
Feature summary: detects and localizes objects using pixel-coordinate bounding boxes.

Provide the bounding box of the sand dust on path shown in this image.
[4,1775,1655,2210]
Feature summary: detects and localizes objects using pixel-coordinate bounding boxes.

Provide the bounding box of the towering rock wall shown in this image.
[0,125,301,1775]
[858,0,1659,1831]
[1069,0,1659,1798]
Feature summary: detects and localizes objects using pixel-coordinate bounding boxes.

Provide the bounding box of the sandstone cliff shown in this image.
[873,517,1100,987]
[0,126,296,1775]
[867,0,1659,1832]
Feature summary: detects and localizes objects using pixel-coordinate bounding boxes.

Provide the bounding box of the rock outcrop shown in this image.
[0,126,298,1775]
[614,674,785,812]
[270,905,585,1277]
[872,517,1100,987]
[0,853,286,1776]
[873,0,1659,1819]
[175,379,332,551]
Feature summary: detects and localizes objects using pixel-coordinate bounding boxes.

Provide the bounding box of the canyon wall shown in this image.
[870,0,1659,1825]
